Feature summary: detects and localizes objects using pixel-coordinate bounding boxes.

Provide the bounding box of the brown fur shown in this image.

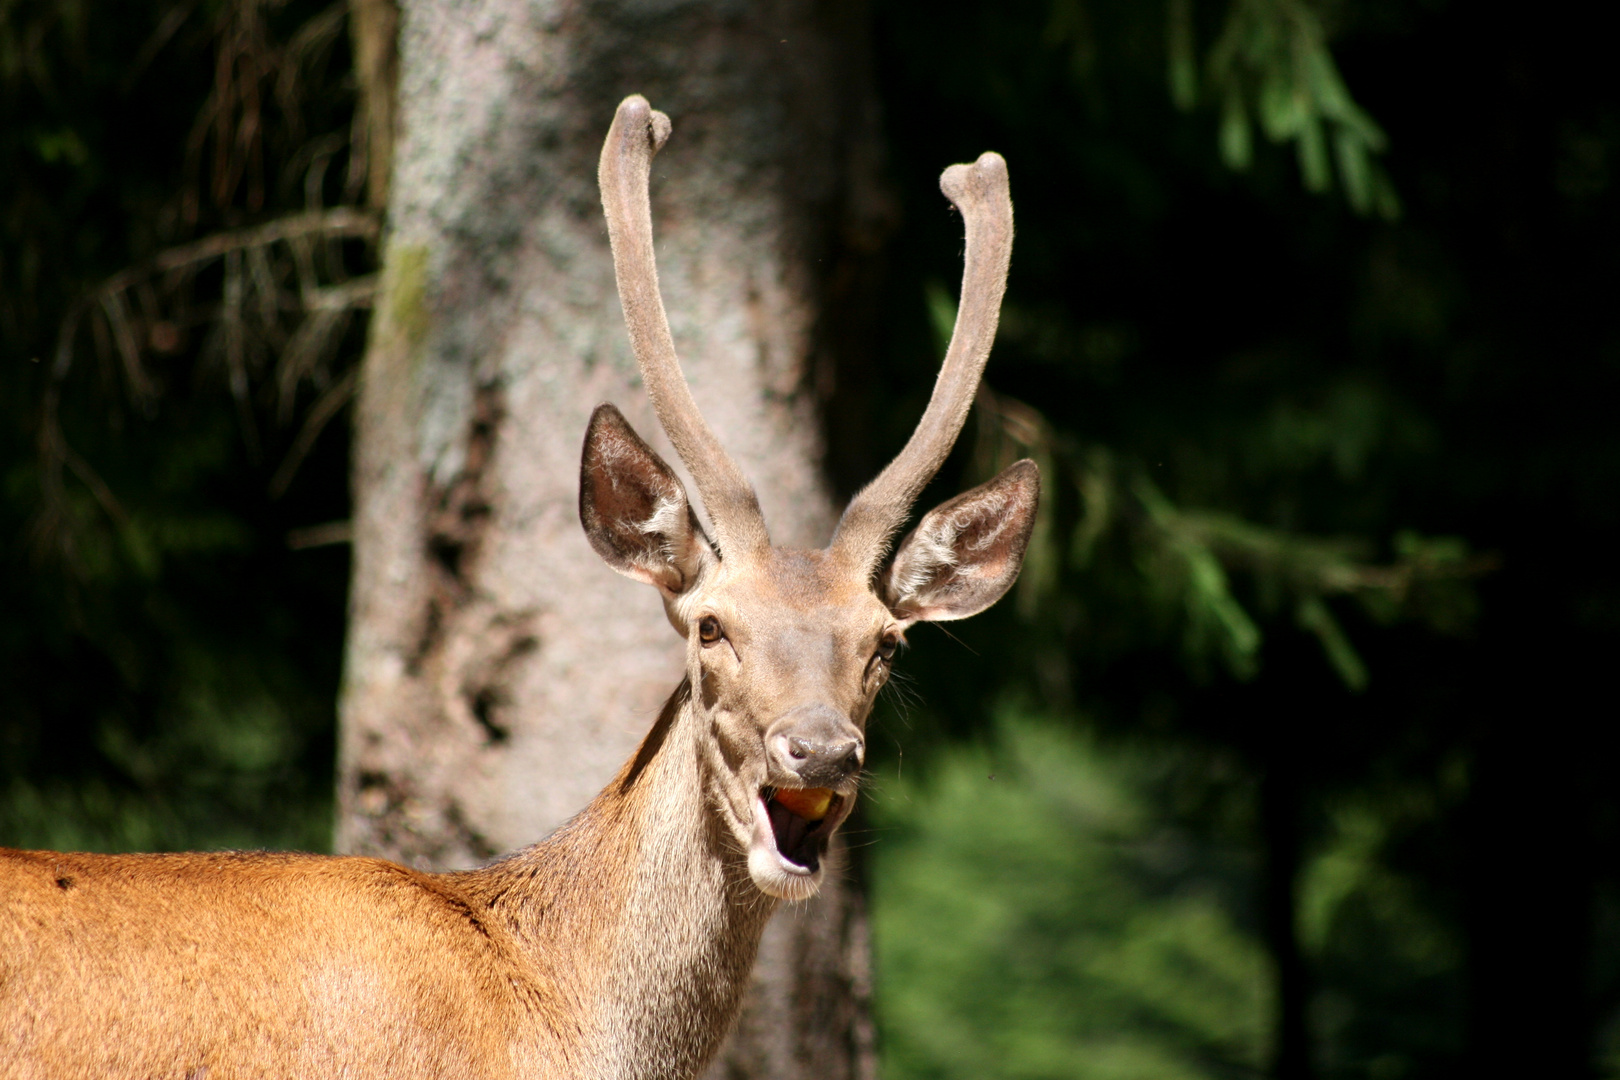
[1,684,773,1080]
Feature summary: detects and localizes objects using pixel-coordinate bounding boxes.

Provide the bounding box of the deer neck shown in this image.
[460,680,776,1079]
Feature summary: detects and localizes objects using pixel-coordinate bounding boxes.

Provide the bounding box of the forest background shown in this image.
[3,1,1617,1079]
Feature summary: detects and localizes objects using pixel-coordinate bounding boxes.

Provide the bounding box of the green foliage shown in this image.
[1199,0,1398,217]
[1,0,359,855]
[0,383,347,852]
[873,713,1273,1080]
[1295,785,1467,1076]
[952,318,1486,693]
[2,639,335,854]
[872,712,1471,1080]
[873,0,1620,1073]
[1039,0,1395,216]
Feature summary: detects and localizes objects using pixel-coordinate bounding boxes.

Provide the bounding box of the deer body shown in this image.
[3,850,534,1077]
[2,96,1036,1079]
[3,684,768,1079]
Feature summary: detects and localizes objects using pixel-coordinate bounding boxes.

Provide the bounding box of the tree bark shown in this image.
[337,2,888,1077]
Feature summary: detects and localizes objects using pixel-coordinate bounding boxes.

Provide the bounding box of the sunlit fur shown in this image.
[0,684,773,1080]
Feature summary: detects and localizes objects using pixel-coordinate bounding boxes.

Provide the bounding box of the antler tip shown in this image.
[613,95,672,156]
[940,151,1009,208]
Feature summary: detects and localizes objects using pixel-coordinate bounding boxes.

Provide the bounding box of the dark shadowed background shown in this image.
[3,2,1616,1078]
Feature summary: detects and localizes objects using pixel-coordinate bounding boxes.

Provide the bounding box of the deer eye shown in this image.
[698,616,724,645]
[877,633,899,661]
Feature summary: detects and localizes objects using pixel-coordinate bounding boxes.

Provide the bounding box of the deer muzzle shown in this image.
[767,704,864,789]
[738,704,864,897]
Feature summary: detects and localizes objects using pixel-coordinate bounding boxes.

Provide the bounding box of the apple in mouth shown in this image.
[758,785,844,875]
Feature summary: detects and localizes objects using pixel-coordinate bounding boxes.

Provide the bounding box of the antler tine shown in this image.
[831,152,1014,576]
[598,95,771,559]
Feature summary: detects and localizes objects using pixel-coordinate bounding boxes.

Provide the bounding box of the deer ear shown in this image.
[884,459,1040,622]
[580,403,714,597]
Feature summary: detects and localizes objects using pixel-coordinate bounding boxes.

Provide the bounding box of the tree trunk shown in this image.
[337,2,887,1077]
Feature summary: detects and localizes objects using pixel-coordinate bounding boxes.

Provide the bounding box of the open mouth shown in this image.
[759,786,844,874]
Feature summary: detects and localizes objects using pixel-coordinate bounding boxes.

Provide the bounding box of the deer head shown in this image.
[583,96,1037,902]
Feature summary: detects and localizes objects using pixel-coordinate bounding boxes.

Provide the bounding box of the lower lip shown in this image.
[756,795,816,875]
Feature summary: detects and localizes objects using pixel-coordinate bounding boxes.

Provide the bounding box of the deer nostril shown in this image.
[829,741,862,769]
[773,721,864,785]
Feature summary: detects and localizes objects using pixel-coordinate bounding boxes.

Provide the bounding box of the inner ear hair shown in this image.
[580,403,712,595]
[884,459,1040,622]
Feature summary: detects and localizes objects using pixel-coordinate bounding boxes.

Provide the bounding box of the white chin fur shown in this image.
[747,795,823,901]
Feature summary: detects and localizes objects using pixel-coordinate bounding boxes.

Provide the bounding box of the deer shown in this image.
[0,95,1036,1080]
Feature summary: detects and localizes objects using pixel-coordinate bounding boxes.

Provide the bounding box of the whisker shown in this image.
[929,623,978,656]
